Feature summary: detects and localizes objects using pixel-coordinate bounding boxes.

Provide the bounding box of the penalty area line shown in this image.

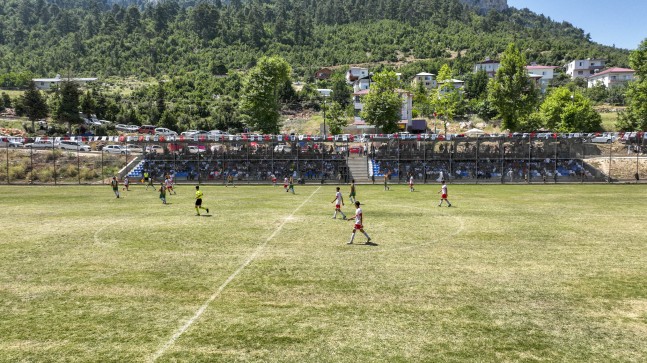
[148,186,322,362]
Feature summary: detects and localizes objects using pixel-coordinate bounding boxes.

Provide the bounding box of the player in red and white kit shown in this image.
[165,175,176,195]
[271,174,277,187]
[347,201,371,244]
[331,187,347,219]
[438,180,452,207]
[409,174,415,192]
[283,177,289,192]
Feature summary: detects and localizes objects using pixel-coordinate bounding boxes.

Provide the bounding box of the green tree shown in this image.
[539,87,601,132]
[212,96,244,132]
[617,39,647,130]
[463,69,489,100]
[239,56,292,133]
[159,110,177,131]
[80,91,96,116]
[54,81,81,134]
[487,43,539,131]
[412,81,432,119]
[432,64,463,135]
[360,70,401,133]
[20,81,49,134]
[326,101,348,135]
[156,83,166,122]
[331,76,352,108]
[1,92,11,108]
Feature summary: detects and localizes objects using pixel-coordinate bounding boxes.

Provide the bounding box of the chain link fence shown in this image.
[0,136,644,184]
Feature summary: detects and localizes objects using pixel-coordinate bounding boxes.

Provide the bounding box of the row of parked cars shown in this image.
[114,125,230,139]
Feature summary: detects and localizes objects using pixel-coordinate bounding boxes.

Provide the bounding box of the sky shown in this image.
[507,0,646,50]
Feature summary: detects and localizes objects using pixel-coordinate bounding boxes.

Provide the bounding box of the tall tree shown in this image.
[361,70,402,133]
[54,81,81,134]
[539,87,601,132]
[463,69,489,100]
[239,56,292,133]
[487,43,539,131]
[20,82,49,133]
[80,91,96,117]
[617,39,647,130]
[331,76,352,108]
[433,64,463,135]
[326,101,349,135]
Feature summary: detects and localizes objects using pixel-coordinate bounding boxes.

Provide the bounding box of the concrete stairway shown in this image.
[346,155,370,183]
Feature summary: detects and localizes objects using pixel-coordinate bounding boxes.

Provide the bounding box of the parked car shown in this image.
[186,145,206,154]
[0,137,23,148]
[181,130,198,137]
[138,125,156,134]
[146,145,164,153]
[124,144,144,153]
[83,118,102,127]
[155,127,178,137]
[591,133,617,144]
[116,124,140,132]
[274,144,292,153]
[59,140,91,151]
[24,140,55,149]
[103,145,130,154]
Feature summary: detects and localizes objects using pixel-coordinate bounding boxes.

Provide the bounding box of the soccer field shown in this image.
[1,184,646,362]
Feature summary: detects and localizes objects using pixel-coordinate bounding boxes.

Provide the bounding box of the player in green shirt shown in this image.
[349,179,356,203]
[287,176,295,194]
[110,176,120,198]
[194,185,209,216]
[159,182,167,204]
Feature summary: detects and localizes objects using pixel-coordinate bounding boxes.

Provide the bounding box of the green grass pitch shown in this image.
[1,184,646,362]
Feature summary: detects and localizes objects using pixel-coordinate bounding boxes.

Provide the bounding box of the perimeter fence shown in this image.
[0,135,645,185]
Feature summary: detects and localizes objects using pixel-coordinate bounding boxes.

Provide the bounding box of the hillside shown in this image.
[0,0,629,83]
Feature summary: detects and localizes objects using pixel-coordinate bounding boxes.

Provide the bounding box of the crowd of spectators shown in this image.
[371,157,602,183]
[139,143,348,183]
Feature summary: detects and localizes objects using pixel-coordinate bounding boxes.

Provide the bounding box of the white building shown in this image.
[352,78,371,93]
[437,79,465,91]
[352,89,413,127]
[412,72,437,90]
[345,67,369,84]
[565,59,605,79]
[474,58,500,78]
[525,65,558,92]
[32,74,98,91]
[587,67,636,88]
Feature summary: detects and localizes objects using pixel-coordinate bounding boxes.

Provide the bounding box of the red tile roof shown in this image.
[590,67,635,77]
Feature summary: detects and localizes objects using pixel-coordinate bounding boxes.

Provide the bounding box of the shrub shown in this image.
[8,164,27,181]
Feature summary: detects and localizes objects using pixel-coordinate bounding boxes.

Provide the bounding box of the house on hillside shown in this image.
[474,58,500,78]
[525,65,558,92]
[437,79,465,91]
[412,72,437,90]
[314,68,332,80]
[345,67,371,93]
[565,59,605,79]
[346,67,369,83]
[352,89,413,129]
[32,74,98,91]
[587,67,636,88]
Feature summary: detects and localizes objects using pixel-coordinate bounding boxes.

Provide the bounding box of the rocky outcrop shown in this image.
[460,0,508,13]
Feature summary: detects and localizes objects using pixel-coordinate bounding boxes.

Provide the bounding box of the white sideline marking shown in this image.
[148,186,321,362]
